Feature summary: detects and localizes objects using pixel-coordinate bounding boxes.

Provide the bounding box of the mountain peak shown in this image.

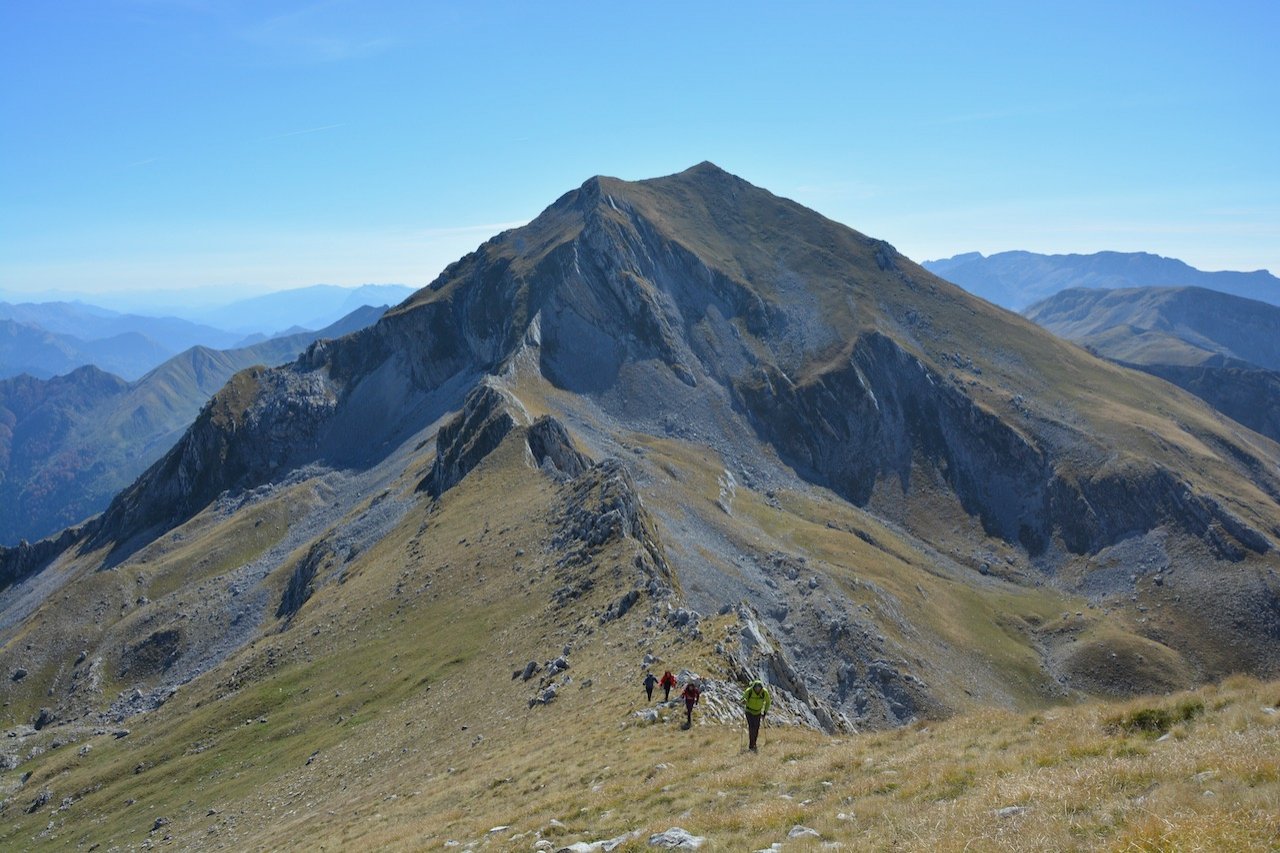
[681,159,730,176]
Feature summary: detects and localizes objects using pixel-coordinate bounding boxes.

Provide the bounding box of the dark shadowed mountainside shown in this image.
[924,250,1280,311]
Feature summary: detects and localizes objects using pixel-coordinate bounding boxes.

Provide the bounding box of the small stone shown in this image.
[788,825,820,839]
[994,806,1028,819]
[648,827,705,848]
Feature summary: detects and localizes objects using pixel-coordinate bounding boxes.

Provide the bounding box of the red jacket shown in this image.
[681,684,700,703]
[660,672,677,688]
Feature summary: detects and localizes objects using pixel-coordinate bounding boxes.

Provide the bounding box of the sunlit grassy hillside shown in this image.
[2,419,1276,850]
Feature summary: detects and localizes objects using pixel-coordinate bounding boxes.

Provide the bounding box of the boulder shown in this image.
[648,827,705,848]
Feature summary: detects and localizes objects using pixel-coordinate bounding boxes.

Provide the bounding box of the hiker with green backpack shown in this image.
[742,679,771,751]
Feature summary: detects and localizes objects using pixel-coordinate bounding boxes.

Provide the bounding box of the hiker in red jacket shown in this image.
[681,681,701,728]
[659,670,676,701]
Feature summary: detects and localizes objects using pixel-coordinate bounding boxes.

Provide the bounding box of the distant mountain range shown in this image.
[186,283,416,335]
[0,303,247,381]
[1027,286,1280,445]
[0,284,416,381]
[924,250,1280,311]
[0,305,386,545]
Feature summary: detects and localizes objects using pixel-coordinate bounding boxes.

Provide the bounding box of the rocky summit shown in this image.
[1,163,1278,849]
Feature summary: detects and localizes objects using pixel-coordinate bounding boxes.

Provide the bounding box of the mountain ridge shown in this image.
[1026,285,1280,446]
[1,164,1278,848]
[56,162,1280,680]
[924,250,1280,310]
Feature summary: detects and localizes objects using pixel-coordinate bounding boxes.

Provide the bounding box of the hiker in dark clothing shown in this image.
[659,670,677,701]
[643,672,658,701]
[681,681,701,727]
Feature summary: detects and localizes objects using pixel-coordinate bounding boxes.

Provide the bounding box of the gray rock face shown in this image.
[726,604,855,732]
[276,540,330,620]
[92,365,340,556]
[526,416,590,480]
[551,459,677,618]
[739,329,1270,560]
[422,383,519,497]
[0,527,84,594]
[422,382,591,499]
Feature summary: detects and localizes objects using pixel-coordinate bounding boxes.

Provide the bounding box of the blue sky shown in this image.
[2,0,1277,302]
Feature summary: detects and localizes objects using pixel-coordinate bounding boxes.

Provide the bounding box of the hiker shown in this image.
[742,679,771,751]
[681,680,701,727]
[643,671,658,701]
[660,670,677,701]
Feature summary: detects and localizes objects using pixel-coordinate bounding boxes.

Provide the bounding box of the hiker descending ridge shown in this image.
[643,671,658,701]
[660,670,676,702]
[742,679,771,751]
[681,680,701,728]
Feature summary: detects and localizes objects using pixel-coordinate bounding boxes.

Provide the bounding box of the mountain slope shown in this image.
[1026,286,1280,371]
[924,250,1280,310]
[0,305,388,545]
[1027,287,1280,445]
[1,163,1278,847]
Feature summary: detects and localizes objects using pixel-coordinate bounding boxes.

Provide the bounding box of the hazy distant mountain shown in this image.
[1027,286,1280,444]
[0,292,400,380]
[0,318,176,380]
[924,250,1280,310]
[0,304,387,545]
[0,302,250,380]
[189,284,415,334]
[0,301,243,352]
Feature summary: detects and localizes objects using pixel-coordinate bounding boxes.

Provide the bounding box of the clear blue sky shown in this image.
[2,0,1277,302]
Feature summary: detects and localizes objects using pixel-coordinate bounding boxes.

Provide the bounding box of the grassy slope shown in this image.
[0,412,1275,850]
